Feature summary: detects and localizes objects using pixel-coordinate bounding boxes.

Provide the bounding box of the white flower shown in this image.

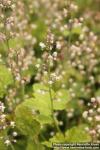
[48,80,53,85]
[91,97,96,103]
[85,127,89,131]
[15,75,21,81]
[35,64,40,68]
[5,140,10,146]
[10,121,15,128]
[50,132,55,136]
[39,42,46,49]
[0,103,5,112]
[97,97,100,104]
[88,117,92,122]
[53,52,57,57]
[97,125,100,129]
[67,112,73,118]
[12,132,17,137]
[95,116,100,122]
[89,130,96,135]
[89,109,93,114]
[59,121,63,126]
[97,108,100,113]
[83,111,88,118]
[56,42,61,49]
[97,129,100,134]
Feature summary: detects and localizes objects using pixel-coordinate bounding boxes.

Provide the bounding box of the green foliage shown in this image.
[15,83,70,129]
[15,102,40,137]
[63,27,82,37]
[43,125,91,148]
[34,84,71,112]
[33,84,52,116]
[32,20,47,42]
[0,140,7,150]
[14,137,27,150]
[33,83,70,113]
[43,133,65,148]
[65,125,91,142]
[9,38,24,49]
[95,89,100,97]
[53,89,70,110]
[0,64,13,98]
[0,130,8,150]
[15,97,53,125]
[72,27,82,35]
[26,138,45,150]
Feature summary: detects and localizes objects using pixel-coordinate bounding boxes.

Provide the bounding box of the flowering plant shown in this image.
[0,0,99,149]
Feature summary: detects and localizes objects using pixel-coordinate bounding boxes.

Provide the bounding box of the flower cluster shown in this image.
[83,97,100,141]
[0,101,17,146]
[0,102,6,130]
[7,48,33,84]
[0,0,13,8]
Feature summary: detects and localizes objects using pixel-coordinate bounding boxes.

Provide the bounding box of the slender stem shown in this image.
[67,0,74,56]
[21,83,25,101]
[47,53,61,133]
[10,143,15,150]
[3,10,25,102]
[3,10,10,59]
[6,135,15,150]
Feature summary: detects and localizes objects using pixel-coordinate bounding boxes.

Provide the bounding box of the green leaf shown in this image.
[36,114,53,124]
[21,84,70,126]
[0,130,7,150]
[43,133,65,148]
[14,136,27,150]
[33,84,70,112]
[65,124,91,142]
[15,98,53,125]
[71,82,88,98]
[32,20,47,42]
[9,38,24,49]
[27,138,45,150]
[15,102,40,137]
[95,89,100,97]
[63,27,82,38]
[53,90,70,110]
[33,84,52,116]
[0,64,13,98]
[72,27,82,34]
[63,30,70,37]
[0,140,6,150]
